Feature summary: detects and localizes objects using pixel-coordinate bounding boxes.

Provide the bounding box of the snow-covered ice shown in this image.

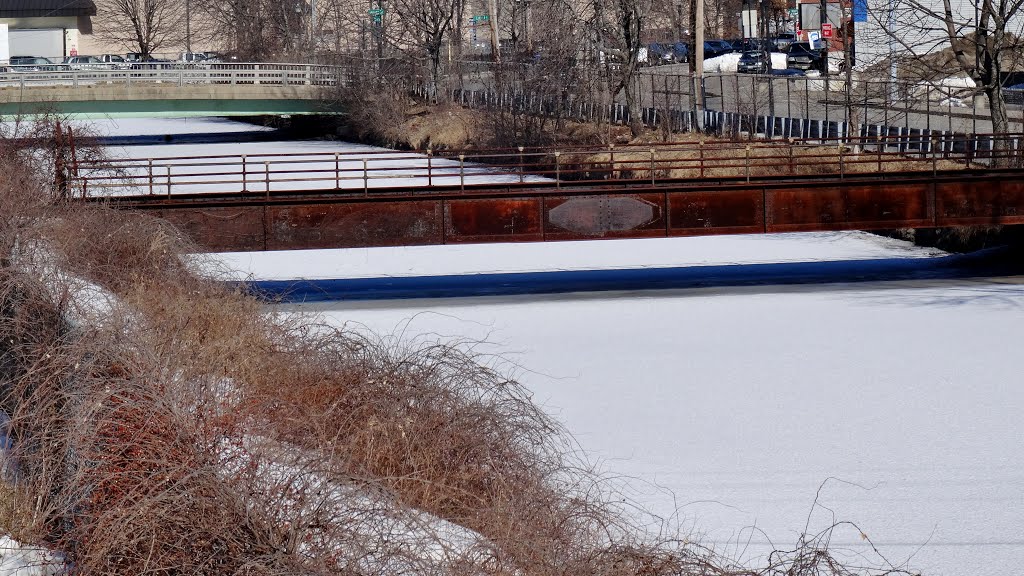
[215,231,945,281]
[252,233,1024,576]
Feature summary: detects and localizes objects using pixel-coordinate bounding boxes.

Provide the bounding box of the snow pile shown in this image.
[911,76,977,103]
[703,53,742,73]
[702,53,788,73]
[222,436,492,573]
[0,536,62,576]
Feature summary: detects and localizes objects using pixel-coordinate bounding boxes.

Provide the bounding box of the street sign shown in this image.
[807,31,821,49]
[821,23,833,38]
[369,8,384,24]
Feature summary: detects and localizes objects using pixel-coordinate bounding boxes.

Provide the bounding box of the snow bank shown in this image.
[703,54,741,73]
[0,536,62,575]
[703,53,788,73]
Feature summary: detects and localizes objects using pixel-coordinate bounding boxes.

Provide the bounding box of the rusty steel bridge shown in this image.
[77,136,1024,252]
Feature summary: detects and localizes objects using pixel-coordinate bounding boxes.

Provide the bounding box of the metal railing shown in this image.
[67,133,1024,199]
[0,63,348,90]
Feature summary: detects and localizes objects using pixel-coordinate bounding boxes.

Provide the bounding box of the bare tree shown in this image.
[593,0,652,136]
[391,0,463,94]
[97,0,186,57]
[201,0,309,59]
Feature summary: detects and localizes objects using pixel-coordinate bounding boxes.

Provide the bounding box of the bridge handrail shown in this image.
[65,132,1024,199]
[0,63,349,90]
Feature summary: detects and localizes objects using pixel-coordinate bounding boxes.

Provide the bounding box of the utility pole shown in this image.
[820,0,828,75]
[695,0,704,125]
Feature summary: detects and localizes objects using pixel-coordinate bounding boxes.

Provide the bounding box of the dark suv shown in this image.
[786,42,825,72]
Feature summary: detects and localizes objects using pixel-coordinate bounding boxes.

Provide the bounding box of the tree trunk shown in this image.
[624,70,643,137]
[986,84,1011,167]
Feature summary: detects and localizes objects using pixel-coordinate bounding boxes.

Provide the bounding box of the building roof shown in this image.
[0,0,98,17]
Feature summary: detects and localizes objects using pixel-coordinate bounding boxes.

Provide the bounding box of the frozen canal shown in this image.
[100,118,1023,576]
[240,237,1023,576]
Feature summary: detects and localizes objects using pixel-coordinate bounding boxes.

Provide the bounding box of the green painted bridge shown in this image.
[0,63,345,118]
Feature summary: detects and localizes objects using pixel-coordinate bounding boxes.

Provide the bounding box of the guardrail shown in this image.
[0,63,348,90]
[65,133,1024,199]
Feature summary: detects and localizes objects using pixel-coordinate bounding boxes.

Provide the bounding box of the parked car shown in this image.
[737,50,771,74]
[646,43,675,66]
[733,38,774,53]
[703,40,735,59]
[786,42,825,72]
[98,54,131,68]
[179,51,209,64]
[63,56,112,70]
[671,42,690,63]
[130,56,176,70]
[9,56,57,72]
[772,33,796,51]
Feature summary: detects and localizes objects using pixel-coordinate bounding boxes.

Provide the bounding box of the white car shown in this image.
[98,54,132,69]
[63,56,113,70]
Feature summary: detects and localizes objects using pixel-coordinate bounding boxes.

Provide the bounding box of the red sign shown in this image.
[821,23,833,38]
[70,48,78,56]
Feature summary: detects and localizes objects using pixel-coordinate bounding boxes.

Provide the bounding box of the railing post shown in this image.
[166,165,172,198]
[427,148,433,187]
[698,140,704,178]
[363,158,369,193]
[254,63,260,85]
[265,161,271,196]
[518,146,524,183]
[335,153,340,189]
[650,148,656,185]
[148,159,154,195]
[932,135,939,176]
[788,139,794,174]
[878,133,884,172]
[458,155,465,192]
[609,144,616,180]
[838,143,844,178]
[745,145,751,182]
[241,155,248,192]
[554,151,561,188]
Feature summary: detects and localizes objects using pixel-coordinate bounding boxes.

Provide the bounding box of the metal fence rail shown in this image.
[0,63,348,90]
[67,133,1024,199]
